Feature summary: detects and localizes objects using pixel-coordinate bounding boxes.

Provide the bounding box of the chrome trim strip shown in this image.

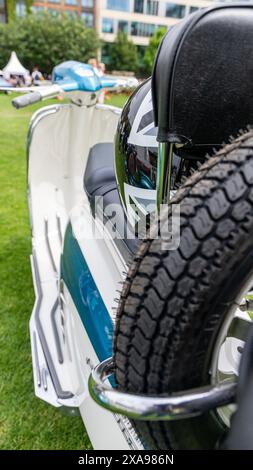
[44,218,57,273]
[51,298,64,364]
[42,367,48,391]
[32,250,73,399]
[33,331,41,387]
[95,103,122,115]
[59,292,66,307]
[156,142,174,211]
[56,214,63,246]
[88,358,237,421]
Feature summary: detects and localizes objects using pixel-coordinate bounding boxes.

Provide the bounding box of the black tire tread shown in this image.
[113,131,253,449]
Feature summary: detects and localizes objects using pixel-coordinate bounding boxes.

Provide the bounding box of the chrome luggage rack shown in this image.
[88,358,237,421]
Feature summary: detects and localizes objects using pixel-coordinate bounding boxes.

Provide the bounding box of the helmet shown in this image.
[114,78,183,226]
[114,79,158,226]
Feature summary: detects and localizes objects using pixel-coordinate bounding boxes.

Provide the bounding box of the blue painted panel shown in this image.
[52,61,101,92]
[52,61,122,92]
[61,223,113,361]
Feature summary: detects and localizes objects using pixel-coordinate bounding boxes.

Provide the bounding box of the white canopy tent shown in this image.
[3,51,29,78]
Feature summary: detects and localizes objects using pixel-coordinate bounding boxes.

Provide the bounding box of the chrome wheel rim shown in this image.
[210,275,253,427]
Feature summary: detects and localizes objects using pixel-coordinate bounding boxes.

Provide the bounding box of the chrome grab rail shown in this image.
[88,357,237,421]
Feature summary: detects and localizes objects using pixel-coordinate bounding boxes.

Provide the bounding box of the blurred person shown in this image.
[88,58,99,76]
[31,66,43,86]
[9,74,18,87]
[17,75,25,87]
[88,58,98,69]
[88,58,106,103]
[97,62,105,77]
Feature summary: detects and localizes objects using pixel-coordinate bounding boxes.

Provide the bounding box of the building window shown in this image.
[48,8,61,15]
[81,12,94,27]
[134,0,144,13]
[102,18,114,33]
[65,0,78,5]
[64,10,78,16]
[165,3,186,18]
[102,43,113,66]
[48,0,61,3]
[16,0,26,17]
[81,0,94,6]
[107,0,129,12]
[131,21,156,37]
[0,12,6,23]
[118,20,129,33]
[0,0,5,7]
[31,6,46,12]
[146,0,159,16]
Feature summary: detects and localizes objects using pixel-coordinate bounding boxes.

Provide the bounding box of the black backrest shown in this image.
[152,4,253,146]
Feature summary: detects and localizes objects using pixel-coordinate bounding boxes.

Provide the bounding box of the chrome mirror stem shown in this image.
[156,142,174,213]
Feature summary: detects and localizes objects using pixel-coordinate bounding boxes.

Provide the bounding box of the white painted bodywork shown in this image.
[28,96,143,450]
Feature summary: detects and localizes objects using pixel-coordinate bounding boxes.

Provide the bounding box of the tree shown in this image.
[109,32,138,72]
[0,13,101,74]
[5,0,32,22]
[144,27,167,74]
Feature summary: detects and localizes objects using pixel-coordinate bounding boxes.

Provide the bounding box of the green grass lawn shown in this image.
[0,92,127,450]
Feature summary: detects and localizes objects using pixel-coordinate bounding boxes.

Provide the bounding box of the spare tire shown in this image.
[113,131,253,449]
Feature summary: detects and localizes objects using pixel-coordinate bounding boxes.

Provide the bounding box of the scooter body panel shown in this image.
[27,99,143,449]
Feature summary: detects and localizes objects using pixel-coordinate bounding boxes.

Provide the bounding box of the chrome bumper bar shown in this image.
[88,358,237,421]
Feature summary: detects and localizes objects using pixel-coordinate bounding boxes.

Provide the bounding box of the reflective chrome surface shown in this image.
[211,275,253,427]
[88,357,236,421]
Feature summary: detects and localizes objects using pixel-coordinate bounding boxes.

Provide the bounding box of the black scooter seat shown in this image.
[84,143,139,257]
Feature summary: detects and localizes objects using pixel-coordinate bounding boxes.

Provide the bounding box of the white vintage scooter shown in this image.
[10,62,145,450]
[8,4,253,451]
